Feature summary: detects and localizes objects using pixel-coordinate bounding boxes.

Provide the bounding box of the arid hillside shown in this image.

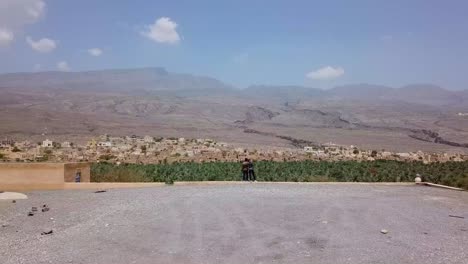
[1,68,467,153]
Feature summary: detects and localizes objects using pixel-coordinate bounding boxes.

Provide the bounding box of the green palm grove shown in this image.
[92,160,468,189]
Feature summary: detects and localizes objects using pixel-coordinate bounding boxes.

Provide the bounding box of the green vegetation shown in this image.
[92,160,468,189]
[11,146,21,152]
[98,154,116,161]
[140,145,147,154]
[36,155,49,162]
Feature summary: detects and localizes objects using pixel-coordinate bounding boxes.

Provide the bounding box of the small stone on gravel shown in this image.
[41,230,53,235]
[381,229,389,234]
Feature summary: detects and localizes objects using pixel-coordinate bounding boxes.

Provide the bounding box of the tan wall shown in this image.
[0,163,91,191]
[0,163,65,184]
[64,163,91,182]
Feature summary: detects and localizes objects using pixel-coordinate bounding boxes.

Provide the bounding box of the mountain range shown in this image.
[0,67,467,153]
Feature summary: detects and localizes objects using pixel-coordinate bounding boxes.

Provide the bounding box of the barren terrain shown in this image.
[1,184,467,264]
[1,68,468,153]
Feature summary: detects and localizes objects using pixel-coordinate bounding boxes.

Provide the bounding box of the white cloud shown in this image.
[141,17,180,44]
[0,0,46,45]
[26,0,45,19]
[57,61,70,72]
[0,28,14,46]
[88,48,103,56]
[233,52,249,64]
[26,36,56,53]
[306,66,345,80]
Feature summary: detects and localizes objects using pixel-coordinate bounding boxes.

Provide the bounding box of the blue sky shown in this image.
[1,0,467,90]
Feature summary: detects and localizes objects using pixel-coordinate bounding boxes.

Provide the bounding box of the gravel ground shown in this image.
[1,184,467,264]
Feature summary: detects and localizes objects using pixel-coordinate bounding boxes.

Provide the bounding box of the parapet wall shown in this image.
[0,163,91,191]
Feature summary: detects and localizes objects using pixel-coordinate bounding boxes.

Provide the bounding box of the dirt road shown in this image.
[1,184,467,264]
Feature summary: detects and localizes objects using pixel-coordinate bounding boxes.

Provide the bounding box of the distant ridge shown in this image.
[0,67,234,96]
[0,67,466,105]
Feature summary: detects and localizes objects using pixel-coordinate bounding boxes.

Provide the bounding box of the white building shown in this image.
[312,150,326,156]
[303,146,314,153]
[62,141,72,148]
[144,136,154,143]
[42,139,53,148]
[396,153,411,158]
[97,141,112,147]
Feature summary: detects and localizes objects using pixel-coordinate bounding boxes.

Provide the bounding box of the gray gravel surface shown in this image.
[1,184,467,264]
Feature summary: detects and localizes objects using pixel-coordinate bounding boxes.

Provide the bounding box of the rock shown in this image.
[415,174,422,183]
[42,207,50,212]
[2,224,8,228]
[94,190,107,193]
[448,215,464,219]
[42,204,50,212]
[41,230,53,235]
[27,212,34,216]
[12,200,16,203]
[31,207,38,212]
[380,229,389,234]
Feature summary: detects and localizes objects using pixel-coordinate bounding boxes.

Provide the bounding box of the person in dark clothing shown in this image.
[241,158,249,181]
[248,159,256,181]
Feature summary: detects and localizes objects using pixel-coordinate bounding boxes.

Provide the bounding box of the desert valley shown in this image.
[0,67,467,156]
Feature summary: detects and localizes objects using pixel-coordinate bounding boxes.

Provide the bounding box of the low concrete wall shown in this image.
[64,182,166,190]
[0,163,91,191]
[0,163,65,184]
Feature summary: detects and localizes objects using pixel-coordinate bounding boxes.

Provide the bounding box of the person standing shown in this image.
[241,158,249,181]
[248,159,256,182]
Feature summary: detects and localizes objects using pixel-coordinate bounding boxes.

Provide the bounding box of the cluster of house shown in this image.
[302,144,466,163]
[1,136,467,164]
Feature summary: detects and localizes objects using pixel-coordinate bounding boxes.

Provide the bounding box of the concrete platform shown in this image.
[1,181,414,192]
[1,184,467,264]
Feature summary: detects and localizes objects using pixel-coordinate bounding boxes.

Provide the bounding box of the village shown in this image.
[0,135,466,164]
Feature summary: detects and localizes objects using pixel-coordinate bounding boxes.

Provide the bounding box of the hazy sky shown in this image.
[1,0,467,90]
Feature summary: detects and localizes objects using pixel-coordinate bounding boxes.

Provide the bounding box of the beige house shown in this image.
[62,141,72,148]
[42,139,53,148]
[144,136,154,143]
[97,141,112,147]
